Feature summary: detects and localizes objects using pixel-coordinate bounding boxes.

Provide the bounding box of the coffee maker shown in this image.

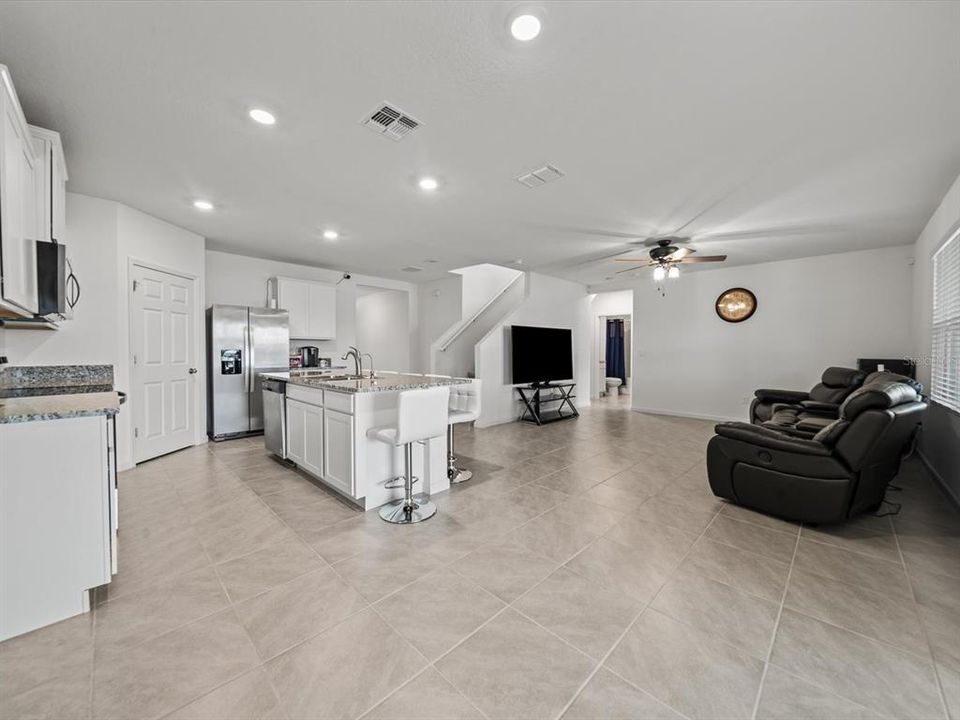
[299,346,320,368]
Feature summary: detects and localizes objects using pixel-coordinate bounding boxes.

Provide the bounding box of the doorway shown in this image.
[355,286,411,373]
[129,263,198,462]
[596,314,631,401]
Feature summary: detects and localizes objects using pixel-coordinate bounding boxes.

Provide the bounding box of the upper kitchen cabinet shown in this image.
[273,276,337,339]
[29,126,68,243]
[0,65,40,317]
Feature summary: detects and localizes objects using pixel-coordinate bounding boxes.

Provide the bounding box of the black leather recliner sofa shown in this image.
[750,366,866,426]
[708,374,927,524]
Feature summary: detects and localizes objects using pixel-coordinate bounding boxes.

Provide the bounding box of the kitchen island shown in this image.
[261,371,470,510]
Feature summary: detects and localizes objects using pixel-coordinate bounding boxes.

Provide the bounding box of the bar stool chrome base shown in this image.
[448,467,473,484]
[379,497,437,524]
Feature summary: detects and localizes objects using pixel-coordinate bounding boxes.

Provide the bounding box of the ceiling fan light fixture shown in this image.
[653,266,666,282]
[668,265,680,279]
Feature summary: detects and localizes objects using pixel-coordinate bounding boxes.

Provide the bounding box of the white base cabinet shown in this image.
[284,384,447,510]
[0,415,114,641]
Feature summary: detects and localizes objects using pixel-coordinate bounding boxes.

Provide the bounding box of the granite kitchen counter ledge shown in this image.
[268,371,470,394]
[0,391,121,424]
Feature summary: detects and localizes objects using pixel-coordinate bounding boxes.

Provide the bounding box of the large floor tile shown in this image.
[756,665,885,720]
[0,670,92,720]
[541,496,625,535]
[505,513,599,564]
[603,519,699,574]
[266,608,427,720]
[918,602,960,674]
[374,569,505,661]
[632,495,719,534]
[93,609,260,720]
[770,609,943,719]
[718,502,800,533]
[792,537,913,600]
[680,537,790,603]
[234,565,367,660]
[193,496,296,563]
[784,568,929,657]
[436,609,595,720]
[165,668,285,720]
[606,608,764,720]
[215,538,326,603]
[452,540,558,603]
[361,667,484,720]
[703,515,798,563]
[939,663,960,720]
[0,613,93,699]
[333,542,449,603]
[562,668,683,720]
[565,537,673,603]
[909,566,960,615]
[514,567,642,659]
[94,566,228,654]
[800,517,900,563]
[651,570,780,659]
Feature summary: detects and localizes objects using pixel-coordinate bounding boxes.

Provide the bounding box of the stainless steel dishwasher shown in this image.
[261,377,287,458]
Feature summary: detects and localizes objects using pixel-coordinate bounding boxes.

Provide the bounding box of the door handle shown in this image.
[189,368,198,374]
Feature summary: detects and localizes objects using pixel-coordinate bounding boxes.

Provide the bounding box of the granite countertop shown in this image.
[273,371,471,394]
[0,391,121,424]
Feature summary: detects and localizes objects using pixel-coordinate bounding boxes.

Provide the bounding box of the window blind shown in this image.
[932,228,960,413]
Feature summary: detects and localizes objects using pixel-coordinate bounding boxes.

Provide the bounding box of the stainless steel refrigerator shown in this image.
[206,305,289,440]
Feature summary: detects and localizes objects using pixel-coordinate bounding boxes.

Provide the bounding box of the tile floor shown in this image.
[1,396,958,720]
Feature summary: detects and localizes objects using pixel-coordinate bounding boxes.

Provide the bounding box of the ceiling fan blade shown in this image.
[615,264,650,274]
[665,247,694,261]
[678,255,727,263]
[614,258,654,262]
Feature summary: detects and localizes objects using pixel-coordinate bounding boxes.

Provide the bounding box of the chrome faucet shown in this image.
[362,353,375,379]
[342,346,362,377]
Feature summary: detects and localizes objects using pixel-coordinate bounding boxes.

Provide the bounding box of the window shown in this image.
[932,227,960,413]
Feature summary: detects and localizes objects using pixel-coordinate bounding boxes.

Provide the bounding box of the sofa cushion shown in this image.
[840,381,919,420]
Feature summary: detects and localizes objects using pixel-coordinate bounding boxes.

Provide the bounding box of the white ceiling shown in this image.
[1,1,958,287]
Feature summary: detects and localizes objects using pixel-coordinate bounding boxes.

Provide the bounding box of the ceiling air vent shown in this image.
[400,265,423,273]
[516,164,564,188]
[361,102,421,141]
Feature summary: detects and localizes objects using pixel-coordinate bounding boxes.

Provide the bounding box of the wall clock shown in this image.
[715,287,757,323]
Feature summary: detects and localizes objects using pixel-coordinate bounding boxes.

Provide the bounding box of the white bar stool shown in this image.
[367,385,451,524]
[447,380,481,484]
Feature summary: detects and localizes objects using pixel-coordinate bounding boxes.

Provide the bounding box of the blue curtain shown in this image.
[606,319,626,383]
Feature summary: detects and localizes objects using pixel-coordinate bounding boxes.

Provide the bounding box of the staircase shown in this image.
[430,270,526,377]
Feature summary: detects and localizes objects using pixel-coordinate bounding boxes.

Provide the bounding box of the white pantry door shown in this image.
[131,264,197,462]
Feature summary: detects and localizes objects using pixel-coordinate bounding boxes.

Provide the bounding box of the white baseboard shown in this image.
[918,450,960,510]
[631,405,740,424]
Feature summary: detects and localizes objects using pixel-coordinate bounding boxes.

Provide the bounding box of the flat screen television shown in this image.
[511,325,573,385]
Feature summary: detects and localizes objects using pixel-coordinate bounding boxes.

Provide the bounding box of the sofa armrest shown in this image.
[714,422,832,456]
[754,389,810,404]
[799,400,840,416]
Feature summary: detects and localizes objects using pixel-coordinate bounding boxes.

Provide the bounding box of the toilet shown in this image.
[605,377,623,396]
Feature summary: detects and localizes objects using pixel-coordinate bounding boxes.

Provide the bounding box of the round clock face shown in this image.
[715,287,757,323]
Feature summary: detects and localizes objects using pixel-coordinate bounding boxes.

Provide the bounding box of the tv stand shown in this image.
[517,382,578,426]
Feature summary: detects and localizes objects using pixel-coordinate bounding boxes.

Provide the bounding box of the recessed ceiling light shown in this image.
[193,199,214,211]
[418,176,439,191]
[322,229,339,241]
[510,14,541,41]
[248,108,276,125]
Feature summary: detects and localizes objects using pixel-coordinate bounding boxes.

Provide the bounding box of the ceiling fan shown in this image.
[614,237,727,280]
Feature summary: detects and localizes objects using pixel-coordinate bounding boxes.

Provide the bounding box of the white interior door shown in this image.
[131,264,196,462]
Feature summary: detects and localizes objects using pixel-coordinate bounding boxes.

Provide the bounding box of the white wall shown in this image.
[356,288,411,373]
[2,194,119,366]
[911,173,960,504]
[475,272,591,427]
[416,275,462,371]
[452,264,522,320]
[115,204,206,468]
[205,250,417,368]
[3,194,206,470]
[632,245,915,422]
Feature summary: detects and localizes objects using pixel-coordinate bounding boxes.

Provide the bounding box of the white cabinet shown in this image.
[274,276,337,340]
[285,397,324,478]
[0,415,112,640]
[323,408,354,495]
[29,125,68,243]
[0,65,39,316]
